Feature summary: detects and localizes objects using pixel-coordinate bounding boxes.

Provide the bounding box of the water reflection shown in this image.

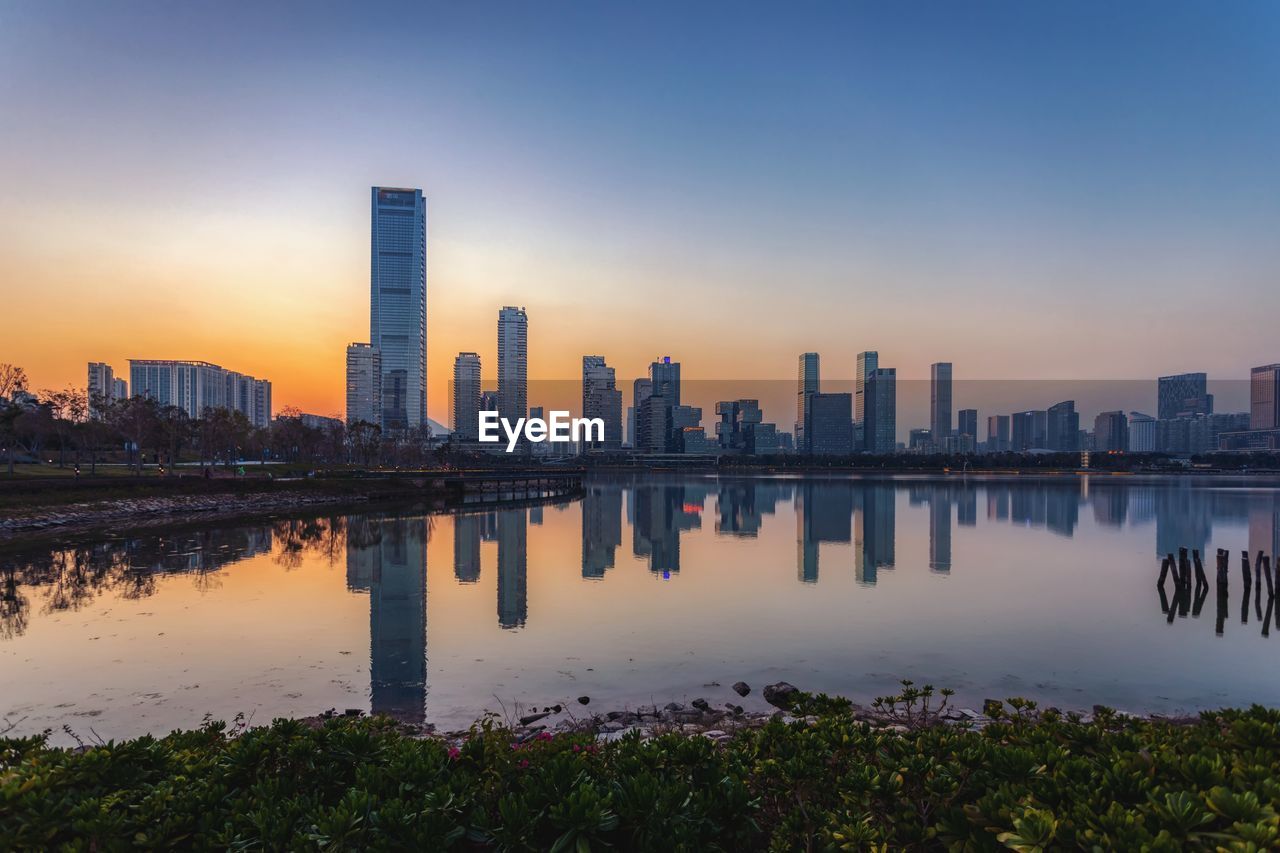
[7,475,1280,738]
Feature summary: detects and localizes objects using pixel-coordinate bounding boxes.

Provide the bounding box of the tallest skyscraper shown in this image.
[370,187,427,432]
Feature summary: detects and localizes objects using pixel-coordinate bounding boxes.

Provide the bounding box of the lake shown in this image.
[3,472,1280,743]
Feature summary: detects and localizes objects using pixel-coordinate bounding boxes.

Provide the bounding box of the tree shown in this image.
[41,387,87,468]
[0,363,27,402]
[111,396,161,474]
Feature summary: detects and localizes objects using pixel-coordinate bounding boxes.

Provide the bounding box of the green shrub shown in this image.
[3,699,1280,850]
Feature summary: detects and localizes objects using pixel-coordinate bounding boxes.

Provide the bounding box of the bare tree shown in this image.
[0,363,27,401]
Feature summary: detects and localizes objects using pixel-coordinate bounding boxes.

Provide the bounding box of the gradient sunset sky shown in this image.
[2,1,1278,423]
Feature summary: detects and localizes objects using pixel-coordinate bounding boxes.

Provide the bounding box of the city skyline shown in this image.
[4,2,1280,423]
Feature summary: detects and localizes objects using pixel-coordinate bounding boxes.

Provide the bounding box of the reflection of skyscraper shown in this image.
[717,480,785,536]
[346,514,428,724]
[1044,484,1081,536]
[796,481,854,582]
[632,483,704,574]
[928,493,952,573]
[957,486,977,527]
[496,509,528,629]
[855,484,896,584]
[1155,481,1211,559]
[582,484,623,578]
[1090,483,1129,529]
[453,513,481,583]
[1248,491,1280,565]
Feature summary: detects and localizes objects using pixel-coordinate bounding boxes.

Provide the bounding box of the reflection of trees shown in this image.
[0,526,275,640]
[273,515,349,570]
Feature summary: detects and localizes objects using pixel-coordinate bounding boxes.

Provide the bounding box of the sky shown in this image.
[1,1,1278,424]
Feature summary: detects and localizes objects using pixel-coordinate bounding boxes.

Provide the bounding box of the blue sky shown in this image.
[2,1,1278,417]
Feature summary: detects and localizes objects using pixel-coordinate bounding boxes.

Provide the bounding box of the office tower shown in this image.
[370,187,427,432]
[987,414,1010,451]
[129,359,271,427]
[1251,364,1280,430]
[87,362,116,416]
[582,356,623,450]
[1010,410,1048,451]
[1128,412,1156,452]
[452,352,482,441]
[497,306,528,428]
[1094,411,1129,451]
[855,351,878,425]
[796,353,820,452]
[930,362,953,442]
[650,356,680,404]
[805,392,853,455]
[1046,400,1080,451]
[479,390,499,413]
[112,377,128,401]
[716,398,777,454]
[1158,372,1211,421]
[636,358,681,453]
[346,343,381,425]
[957,408,978,440]
[863,368,896,453]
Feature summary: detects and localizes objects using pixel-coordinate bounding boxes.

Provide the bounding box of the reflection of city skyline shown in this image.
[346,514,428,725]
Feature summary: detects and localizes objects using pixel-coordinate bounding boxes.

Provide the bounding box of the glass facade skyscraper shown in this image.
[1157,372,1210,421]
[497,307,528,426]
[370,187,427,432]
[929,362,952,442]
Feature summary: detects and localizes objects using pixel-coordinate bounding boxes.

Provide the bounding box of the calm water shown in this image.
[4,473,1280,743]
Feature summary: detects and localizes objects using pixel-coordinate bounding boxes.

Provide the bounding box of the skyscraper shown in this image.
[1094,410,1129,451]
[987,414,1010,451]
[346,343,381,426]
[86,362,117,416]
[370,187,427,432]
[1251,364,1280,430]
[452,352,482,441]
[582,355,623,450]
[1046,400,1080,451]
[930,362,953,442]
[805,393,853,455]
[1157,372,1211,421]
[497,307,528,428]
[863,367,896,453]
[636,357,681,453]
[855,351,878,425]
[957,408,978,439]
[796,352,819,452]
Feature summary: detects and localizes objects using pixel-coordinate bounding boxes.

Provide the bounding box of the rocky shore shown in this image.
[309,680,1191,748]
[0,491,368,539]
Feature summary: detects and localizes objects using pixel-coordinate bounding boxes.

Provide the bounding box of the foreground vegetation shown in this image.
[3,690,1280,850]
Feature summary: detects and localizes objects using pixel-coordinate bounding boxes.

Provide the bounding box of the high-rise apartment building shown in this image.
[582,356,623,450]
[1157,372,1211,421]
[370,187,427,432]
[452,352,482,441]
[346,343,381,426]
[863,367,896,453]
[87,362,118,416]
[930,362,953,442]
[497,307,528,428]
[129,359,271,427]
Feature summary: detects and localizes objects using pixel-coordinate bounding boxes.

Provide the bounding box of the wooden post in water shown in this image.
[1261,552,1274,598]
[1216,549,1230,587]
[1193,549,1208,588]
[1242,551,1253,591]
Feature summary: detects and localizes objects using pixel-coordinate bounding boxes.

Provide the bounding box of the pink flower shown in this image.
[447,746,461,760]
[537,731,553,742]
[519,758,530,769]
